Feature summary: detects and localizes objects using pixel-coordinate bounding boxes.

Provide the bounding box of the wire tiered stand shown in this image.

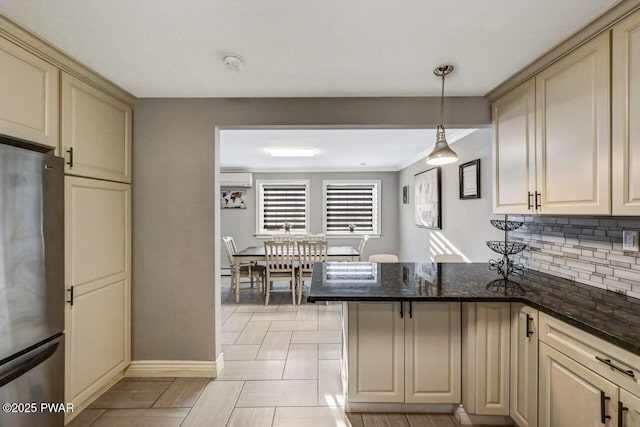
[486,215,527,295]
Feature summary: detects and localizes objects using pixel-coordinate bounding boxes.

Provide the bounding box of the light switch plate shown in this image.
[622,230,640,251]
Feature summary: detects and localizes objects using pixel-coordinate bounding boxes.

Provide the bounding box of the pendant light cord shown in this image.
[440,73,445,127]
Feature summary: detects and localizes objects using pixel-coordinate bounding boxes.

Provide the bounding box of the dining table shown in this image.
[232,245,360,300]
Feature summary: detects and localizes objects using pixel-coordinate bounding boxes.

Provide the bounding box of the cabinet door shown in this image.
[0,36,59,149]
[539,342,618,427]
[347,302,404,403]
[405,302,461,403]
[61,72,132,183]
[463,302,510,415]
[510,303,538,427]
[620,388,640,427]
[492,78,536,214]
[613,11,640,215]
[65,177,131,409]
[536,32,610,215]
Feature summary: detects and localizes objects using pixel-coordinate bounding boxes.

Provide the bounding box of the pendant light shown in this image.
[426,65,458,165]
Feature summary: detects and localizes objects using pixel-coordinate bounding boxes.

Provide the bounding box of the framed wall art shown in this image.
[459,159,480,199]
[221,190,247,209]
[402,185,409,204]
[414,167,441,229]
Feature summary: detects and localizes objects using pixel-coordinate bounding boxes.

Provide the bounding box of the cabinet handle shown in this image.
[618,401,628,427]
[525,313,534,337]
[66,147,74,168]
[601,391,611,424]
[399,302,403,319]
[535,191,541,210]
[595,356,635,378]
[66,286,74,306]
[409,302,413,319]
[527,192,533,210]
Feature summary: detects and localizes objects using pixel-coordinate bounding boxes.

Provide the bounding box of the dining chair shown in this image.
[272,233,296,241]
[296,240,328,305]
[357,235,370,261]
[304,233,327,242]
[263,240,297,305]
[434,253,464,263]
[368,253,399,263]
[222,236,265,303]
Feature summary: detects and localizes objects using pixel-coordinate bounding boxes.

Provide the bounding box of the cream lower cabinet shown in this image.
[539,342,618,427]
[613,10,640,215]
[510,303,538,427]
[0,36,59,149]
[462,302,510,416]
[65,176,131,415]
[61,72,132,183]
[620,388,640,426]
[346,301,461,404]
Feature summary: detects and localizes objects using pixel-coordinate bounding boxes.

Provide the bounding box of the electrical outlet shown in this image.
[622,230,639,251]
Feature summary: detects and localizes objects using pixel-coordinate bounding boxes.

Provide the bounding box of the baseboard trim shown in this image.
[346,402,454,413]
[454,405,514,426]
[125,354,224,378]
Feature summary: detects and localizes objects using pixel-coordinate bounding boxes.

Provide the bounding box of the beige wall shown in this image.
[132,97,490,361]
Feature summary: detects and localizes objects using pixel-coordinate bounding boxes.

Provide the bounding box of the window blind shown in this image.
[325,184,376,233]
[261,184,307,232]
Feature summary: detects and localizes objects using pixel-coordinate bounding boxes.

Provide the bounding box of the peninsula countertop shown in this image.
[307,262,640,356]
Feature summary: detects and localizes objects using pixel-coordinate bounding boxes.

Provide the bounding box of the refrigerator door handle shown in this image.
[0,342,59,388]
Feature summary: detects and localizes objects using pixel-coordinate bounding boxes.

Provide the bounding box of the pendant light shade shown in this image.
[426,65,458,166]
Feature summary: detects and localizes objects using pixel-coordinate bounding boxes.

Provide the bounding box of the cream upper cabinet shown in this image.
[347,302,405,403]
[510,303,538,427]
[405,302,461,404]
[539,342,618,427]
[61,72,132,183]
[613,11,640,215]
[535,32,611,215]
[492,79,536,214]
[0,36,59,149]
[462,302,510,416]
[65,176,131,415]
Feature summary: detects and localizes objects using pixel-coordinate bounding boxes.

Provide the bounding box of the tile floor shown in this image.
[67,278,495,426]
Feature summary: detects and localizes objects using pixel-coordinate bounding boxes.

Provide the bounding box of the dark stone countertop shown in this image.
[307,262,640,356]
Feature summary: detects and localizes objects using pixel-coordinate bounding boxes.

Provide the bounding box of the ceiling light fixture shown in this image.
[268,149,315,157]
[426,65,458,166]
[223,54,244,71]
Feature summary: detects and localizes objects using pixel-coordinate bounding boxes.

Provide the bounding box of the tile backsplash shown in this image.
[508,215,640,299]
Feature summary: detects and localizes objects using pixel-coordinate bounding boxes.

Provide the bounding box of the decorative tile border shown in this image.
[509,216,640,299]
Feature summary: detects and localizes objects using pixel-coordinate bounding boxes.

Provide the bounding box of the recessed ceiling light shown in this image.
[223,54,244,71]
[269,149,316,157]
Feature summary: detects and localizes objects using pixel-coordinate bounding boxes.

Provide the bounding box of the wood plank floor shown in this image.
[68,278,506,426]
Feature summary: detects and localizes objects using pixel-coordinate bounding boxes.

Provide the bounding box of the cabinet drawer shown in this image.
[539,312,640,396]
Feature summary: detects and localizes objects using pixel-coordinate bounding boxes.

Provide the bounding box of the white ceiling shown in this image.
[220,128,477,172]
[0,0,618,98]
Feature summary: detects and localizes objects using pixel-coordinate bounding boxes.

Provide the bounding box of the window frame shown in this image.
[255,179,310,236]
[322,179,381,237]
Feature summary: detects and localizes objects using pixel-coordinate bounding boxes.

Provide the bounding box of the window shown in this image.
[323,180,380,236]
[256,180,309,235]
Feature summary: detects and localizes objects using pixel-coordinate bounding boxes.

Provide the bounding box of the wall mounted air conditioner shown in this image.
[220,172,253,188]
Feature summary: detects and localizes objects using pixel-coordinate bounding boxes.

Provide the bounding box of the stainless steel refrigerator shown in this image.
[0,143,64,427]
